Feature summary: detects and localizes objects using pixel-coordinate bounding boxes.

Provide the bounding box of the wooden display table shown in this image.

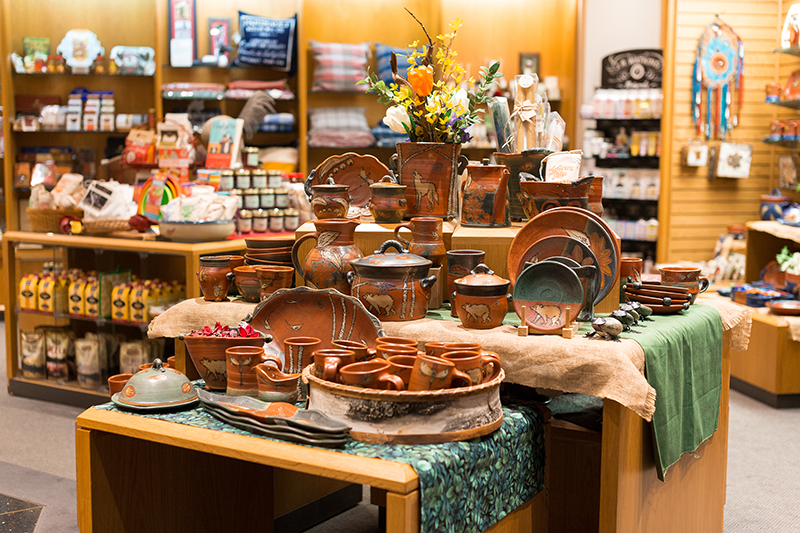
[75,407,547,533]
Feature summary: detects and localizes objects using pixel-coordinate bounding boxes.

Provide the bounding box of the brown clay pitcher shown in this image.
[292,218,362,295]
[461,158,510,228]
[225,346,281,398]
[393,217,446,267]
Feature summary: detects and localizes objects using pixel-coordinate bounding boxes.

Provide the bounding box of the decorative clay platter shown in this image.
[245,286,384,352]
[513,261,584,332]
[305,153,390,207]
[203,405,347,441]
[766,299,800,316]
[626,287,691,302]
[111,393,198,412]
[508,207,619,304]
[516,235,602,305]
[646,304,688,315]
[636,282,690,294]
[625,292,681,306]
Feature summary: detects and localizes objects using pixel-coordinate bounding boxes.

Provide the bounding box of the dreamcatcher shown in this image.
[692,16,744,140]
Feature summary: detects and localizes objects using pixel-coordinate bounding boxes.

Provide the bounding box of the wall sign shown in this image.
[601,49,663,89]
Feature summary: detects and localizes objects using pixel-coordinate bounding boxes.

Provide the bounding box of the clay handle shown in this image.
[393,223,412,247]
[379,372,405,390]
[389,153,399,174]
[698,277,710,294]
[377,239,408,254]
[303,169,316,200]
[226,271,235,282]
[451,368,473,388]
[480,353,502,383]
[260,353,283,372]
[457,154,469,175]
[322,357,341,382]
[420,275,438,291]
[471,263,494,276]
[291,233,318,285]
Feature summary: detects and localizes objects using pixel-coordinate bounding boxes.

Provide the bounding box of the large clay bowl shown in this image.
[234,266,261,303]
[181,335,268,390]
[245,237,296,249]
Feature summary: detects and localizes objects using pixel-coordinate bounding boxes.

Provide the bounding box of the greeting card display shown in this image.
[205,118,243,168]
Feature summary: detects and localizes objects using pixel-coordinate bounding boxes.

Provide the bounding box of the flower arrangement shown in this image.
[776,246,800,275]
[188,322,262,338]
[359,10,503,144]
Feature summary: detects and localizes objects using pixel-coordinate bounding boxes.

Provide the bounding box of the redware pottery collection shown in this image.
[233,266,261,303]
[659,267,710,304]
[304,152,389,208]
[394,217,446,267]
[181,334,268,391]
[255,363,301,403]
[461,158,510,228]
[310,176,352,219]
[225,345,281,398]
[291,218,362,295]
[408,354,471,391]
[442,350,502,385]
[452,264,511,329]
[256,265,294,300]
[518,175,593,219]
[197,256,234,302]
[338,359,405,390]
[313,349,357,382]
[493,148,552,221]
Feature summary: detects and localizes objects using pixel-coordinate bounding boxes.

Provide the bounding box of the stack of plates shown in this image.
[244,237,295,267]
[625,282,691,314]
[197,389,350,447]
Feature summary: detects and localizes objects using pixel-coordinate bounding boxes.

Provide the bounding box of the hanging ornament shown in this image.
[691,16,744,140]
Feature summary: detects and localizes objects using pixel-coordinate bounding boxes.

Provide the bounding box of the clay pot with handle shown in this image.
[291,218,362,295]
[393,217,446,267]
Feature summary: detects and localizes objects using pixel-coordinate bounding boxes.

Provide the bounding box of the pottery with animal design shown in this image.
[291,218,362,295]
[446,250,485,316]
[234,266,261,303]
[304,152,389,208]
[255,363,301,403]
[338,359,405,390]
[256,265,294,300]
[494,148,553,221]
[518,175,593,219]
[452,264,511,329]
[347,240,437,321]
[197,256,234,302]
[310,177,352,219]
[442,350,502,385]
[390,142,468,219]
[461,159,511,228]
[368,175,407,223]
[394,217,446,267]
[225,345,282,397]
[181,334,268,391]
[407,354,472,391]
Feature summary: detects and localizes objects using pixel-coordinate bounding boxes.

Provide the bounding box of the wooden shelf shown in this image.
[762,137,800,148]
[8,376,110,409]
[13,130,127,134]
[14,71,153,78]
[15,307,150,331]
[3,231,246,255]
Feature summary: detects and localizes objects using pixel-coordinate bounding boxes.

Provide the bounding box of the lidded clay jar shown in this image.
[368,174,408,223]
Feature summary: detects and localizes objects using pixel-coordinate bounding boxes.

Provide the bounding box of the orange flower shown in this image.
[589,232,613,288]
[408,65,434,97]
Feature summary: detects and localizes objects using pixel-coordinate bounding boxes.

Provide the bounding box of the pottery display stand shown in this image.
[304,366,505,444]
[516,306,581,339]
[427,266,444,310]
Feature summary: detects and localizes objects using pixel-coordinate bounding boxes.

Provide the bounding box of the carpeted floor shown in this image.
[1,320,798,532]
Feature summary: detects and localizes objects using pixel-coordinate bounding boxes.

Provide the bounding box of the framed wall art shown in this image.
[168,0,196,66]
[208,17,230,58]
[519,53,540,77]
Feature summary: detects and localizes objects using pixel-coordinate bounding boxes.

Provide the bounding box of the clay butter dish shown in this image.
[112,359,198,412]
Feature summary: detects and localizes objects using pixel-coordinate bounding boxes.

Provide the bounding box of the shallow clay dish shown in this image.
[513,261,584,332]
[637,282,690,294]
[245,286,385,352]
[767,300,800,315]
[245,236,296,249]
[625,292,680,306]
[304,152,390,207]
[202,407,348,447]
[508,207,618,304]
[626,287,691,302]
[646,304,688,315]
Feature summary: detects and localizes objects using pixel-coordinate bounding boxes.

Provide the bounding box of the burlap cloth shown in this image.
[149,295,751,422]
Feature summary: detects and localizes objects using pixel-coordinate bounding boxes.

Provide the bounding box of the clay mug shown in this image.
[139,362,170,371]
[620,258,643,284]
[394,217,446,267]
[376,336,418,349]
[332,339,374,361]
[659,267,710,304]
[167,356,176,369]
[446,250,485,316]
[197,256,234,302]
[408,354,472,391]
[387,355,416,388]
[234,266,261,303]
[442,350,502,385]
[225,346,282,397]
[256,265,295,300]
[339,360,405,390]
[108,373,133,395]
[313,349,357,382]
[376,343,418,360]
[424,342,451,357]
[225,255,245,270]
[282,336,321,375]
[255,364,301,403]
[443,342,482,354]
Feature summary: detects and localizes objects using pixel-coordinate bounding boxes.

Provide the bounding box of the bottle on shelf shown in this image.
[93,54,105,75]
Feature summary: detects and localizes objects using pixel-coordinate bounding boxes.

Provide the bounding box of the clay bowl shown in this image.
[767,299,800,316]
[246,246,293,256]
[108,373,134,395]
[181,335,268,390]
[234,266,261,303]
[245,255,294,267]
[245,237,296,249]
[246,251,293,263]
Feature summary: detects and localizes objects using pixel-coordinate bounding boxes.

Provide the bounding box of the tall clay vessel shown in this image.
[292,218,362,295]
[393,217,446,267]
[461,158,510,227]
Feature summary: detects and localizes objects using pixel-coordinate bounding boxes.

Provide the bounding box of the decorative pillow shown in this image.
[309,41,370,92]
[375,42,415,85]
[308,107,370,132]
[235,12,297,74]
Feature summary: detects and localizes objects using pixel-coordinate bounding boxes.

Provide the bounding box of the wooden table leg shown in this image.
[76,428,94,533]
[386,490,419,533]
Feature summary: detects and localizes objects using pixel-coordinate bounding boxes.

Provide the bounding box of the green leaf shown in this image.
[489,61,501,74]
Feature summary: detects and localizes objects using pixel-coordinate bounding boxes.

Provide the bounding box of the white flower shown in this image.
[450,88,469,113]
[383,106,410,134]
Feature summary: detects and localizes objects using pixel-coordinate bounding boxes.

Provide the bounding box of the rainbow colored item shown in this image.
[691,17,744,140]
[136,173,183,221]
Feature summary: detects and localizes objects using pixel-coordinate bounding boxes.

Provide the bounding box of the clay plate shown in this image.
[513,261,584,331]
[646,304,687,315]
[245,286,385,352]
[626,287,691,302]
[637,282,690,294]
[508,207,619,304]
[767,300,800,316]
[245,237,296,249]
[516,235,602,305]
[306,152,390,207]
[625,292,684,306]
[204,407,349,447]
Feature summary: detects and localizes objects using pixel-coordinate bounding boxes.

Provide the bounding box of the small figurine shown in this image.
[611,309,636,331]
[619,303,643,325]
[585,317,624,341]
[629,301,653,321]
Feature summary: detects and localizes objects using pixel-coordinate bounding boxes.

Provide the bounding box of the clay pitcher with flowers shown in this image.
[360,10,503,219]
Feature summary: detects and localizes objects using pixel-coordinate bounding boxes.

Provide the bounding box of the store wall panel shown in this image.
[661,0,781,262]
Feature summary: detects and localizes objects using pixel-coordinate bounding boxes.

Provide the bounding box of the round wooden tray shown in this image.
[304,366,504,444]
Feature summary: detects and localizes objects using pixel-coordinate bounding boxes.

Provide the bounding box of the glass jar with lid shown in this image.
[283,208,300,232]
[235,169,252,190]
[267,171,283,189]
[251,169,267,189]
[269,208,284,232]
[220,169,235,191]
[259,188,275,209]
[237,210,253,234]
[252,209,268,233]
[243,147,260,168]
[230,189,243,210]
[274,189,289,208]
[243,188,261,210]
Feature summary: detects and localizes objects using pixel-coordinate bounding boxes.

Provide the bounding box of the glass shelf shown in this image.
[14,71,153,78]
[762,137,799,148]
[773,46,800,58]
[766,99,800,110]
[15,307,149,331]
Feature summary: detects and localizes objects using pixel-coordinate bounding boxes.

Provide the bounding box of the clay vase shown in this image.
[311,177,351,219]
[197,256,234,301]
[519,175,594,219]
[368,175,408,223]
[390,142,468,219]
[255,364,301,403]
[234,266,261,303]
[587,176,604,217]
[256,265,294,300]
[291,218,362,295]
[446,250,485,316]
[461,158,511,228]
[225,345,281,397]
[494,148,553,221]
[394,217,446,267]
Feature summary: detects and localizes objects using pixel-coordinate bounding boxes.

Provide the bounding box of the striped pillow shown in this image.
[309,41,370,92]
[375,43,415,85]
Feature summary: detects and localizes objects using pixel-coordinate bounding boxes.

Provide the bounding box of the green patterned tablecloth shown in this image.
[96,395,544,533]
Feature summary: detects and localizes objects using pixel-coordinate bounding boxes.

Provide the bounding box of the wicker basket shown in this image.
[82,219,132,235]
[26,208,84,233]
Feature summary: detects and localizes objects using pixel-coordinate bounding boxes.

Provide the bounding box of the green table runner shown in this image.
[96,397,545,533]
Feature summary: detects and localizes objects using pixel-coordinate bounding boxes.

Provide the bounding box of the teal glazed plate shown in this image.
[513,261,584,331]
